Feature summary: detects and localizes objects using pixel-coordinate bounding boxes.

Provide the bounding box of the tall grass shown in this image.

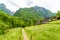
[25,20,60,40]
[0,28,23,40]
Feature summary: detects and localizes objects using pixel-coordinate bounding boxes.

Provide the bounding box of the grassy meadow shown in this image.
[0,28,23,40]
[25,20,60,40]
[0,20,60,40]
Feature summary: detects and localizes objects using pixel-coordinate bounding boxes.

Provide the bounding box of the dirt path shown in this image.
[22,28,28,40]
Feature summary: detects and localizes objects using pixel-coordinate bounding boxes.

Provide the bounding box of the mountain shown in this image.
[14,6,56,26]
[33,6,55,18]
[0,4,14,15]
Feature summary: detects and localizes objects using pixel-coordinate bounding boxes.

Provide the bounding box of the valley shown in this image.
[0,3,60,40]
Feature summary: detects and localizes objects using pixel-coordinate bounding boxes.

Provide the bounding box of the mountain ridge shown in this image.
[0,3,14,15]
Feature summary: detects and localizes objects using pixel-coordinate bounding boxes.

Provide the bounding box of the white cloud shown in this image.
[0,0,19,12]
[0,0,60,13]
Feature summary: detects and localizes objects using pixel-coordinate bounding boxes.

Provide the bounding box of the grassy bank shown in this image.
[25,20,60,40]
[0,28,23,40]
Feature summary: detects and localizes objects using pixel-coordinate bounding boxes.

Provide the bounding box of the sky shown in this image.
[0,0,60,13]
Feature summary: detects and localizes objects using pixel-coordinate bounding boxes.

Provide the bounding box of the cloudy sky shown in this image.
[0,0,60,13]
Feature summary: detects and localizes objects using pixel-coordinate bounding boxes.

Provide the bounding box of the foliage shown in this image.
[0,11,23,34]
[56,11,60,17]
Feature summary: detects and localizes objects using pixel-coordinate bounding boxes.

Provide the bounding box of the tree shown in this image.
[56,11,60,20]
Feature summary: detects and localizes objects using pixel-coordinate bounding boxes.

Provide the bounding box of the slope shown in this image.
[0,28,23,40]
[25,20,60,40]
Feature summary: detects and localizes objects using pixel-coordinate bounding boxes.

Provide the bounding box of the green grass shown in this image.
[0,20,60,40]
[25,20,60,40]
[0,28,23,40]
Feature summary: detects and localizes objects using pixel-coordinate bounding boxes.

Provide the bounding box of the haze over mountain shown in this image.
[0,4,14,15]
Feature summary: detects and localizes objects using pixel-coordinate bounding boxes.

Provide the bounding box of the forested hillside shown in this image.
[0,10,23,34]
[14,6,56,26]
